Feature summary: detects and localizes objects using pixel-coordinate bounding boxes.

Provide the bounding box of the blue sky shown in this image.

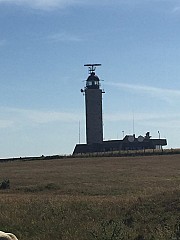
[0,0,180,158]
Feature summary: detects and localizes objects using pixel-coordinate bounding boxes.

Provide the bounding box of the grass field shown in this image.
[0,154,180,240]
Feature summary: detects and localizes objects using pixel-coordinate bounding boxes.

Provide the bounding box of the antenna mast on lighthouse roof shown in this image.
[84,64,101,74]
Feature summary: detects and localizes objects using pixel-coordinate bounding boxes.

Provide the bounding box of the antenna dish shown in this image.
[138,136,144,142]
[128,136,134,142]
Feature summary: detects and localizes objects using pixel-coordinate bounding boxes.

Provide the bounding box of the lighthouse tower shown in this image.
[73,64,167,155]
[82,64,104,145]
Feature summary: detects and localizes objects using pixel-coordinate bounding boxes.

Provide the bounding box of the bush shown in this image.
[0,179,10,190]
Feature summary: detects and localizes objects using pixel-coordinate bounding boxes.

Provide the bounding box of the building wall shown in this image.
[85,89,103,144]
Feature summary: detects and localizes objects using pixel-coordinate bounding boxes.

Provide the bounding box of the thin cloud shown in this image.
[107,82,180,102]
[25,109,81,124]
[104,111,180,122]
[104,112,165,122]
[0,107,83,128]
[0,0,71,9]
[172,6,180,13]
[47,33,83,42]
[0,0,162,10]
[0,0,95,10]
[0,120,14,129]
[104,112,180,136]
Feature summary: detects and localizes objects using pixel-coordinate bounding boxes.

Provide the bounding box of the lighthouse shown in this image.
[73,65,167,155]
[81,64,104,145]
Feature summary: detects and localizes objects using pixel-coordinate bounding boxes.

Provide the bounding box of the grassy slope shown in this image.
[0,154,180,240]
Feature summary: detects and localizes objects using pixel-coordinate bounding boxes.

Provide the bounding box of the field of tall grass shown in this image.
[0,154,180,240]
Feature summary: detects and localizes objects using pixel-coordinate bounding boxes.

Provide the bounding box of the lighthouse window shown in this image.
[94,81,99,85]
[87,81,92,86]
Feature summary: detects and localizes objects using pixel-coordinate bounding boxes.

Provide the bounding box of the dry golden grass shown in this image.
[1,154,179,196]
[0,154,180,239]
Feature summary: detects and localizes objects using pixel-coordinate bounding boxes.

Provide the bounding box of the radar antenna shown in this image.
[84,64,101,74]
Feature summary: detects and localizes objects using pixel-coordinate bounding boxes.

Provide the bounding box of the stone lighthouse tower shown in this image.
[82,64,104,145]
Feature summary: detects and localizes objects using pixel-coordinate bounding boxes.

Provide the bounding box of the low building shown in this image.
[73,132,167,154]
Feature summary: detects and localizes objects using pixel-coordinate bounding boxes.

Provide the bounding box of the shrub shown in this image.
[0,179,10,190]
